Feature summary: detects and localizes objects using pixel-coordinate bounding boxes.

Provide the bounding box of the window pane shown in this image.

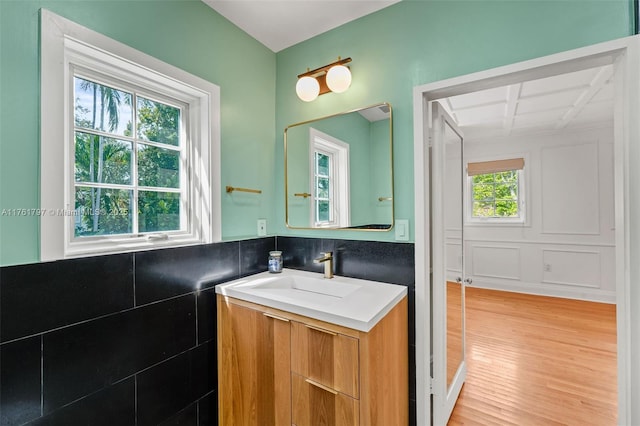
[472,184,494,201]
[495,183,518,200]
[495,170,518,183]
[473,201,495,217]
[316,152,329,176]
[473,174,495,184]
[137,144,180,188]
[136,97,180,146]
[471,169,521,220]
[317,177,329,199]
[495,200,519,217]
[317,201,330,222]
[74,77,132,136]
[138,191,180,232]
[75,132,132,185]
[74,187,132,237]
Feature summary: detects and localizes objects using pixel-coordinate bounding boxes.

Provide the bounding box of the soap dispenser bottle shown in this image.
[268,250,283,273]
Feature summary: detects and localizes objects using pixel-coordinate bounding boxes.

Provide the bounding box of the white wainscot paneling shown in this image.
[471,245,520,280]
[444,156,463,230]
[446,242,462,277]
[542,249,601,288]
[541,142,600,235]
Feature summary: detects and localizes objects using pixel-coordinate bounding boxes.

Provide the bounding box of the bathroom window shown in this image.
[467,158,525,224]
[314,151,333,224]
[40,10,221,260]
[73,75,185,237]
[309,128,350,227]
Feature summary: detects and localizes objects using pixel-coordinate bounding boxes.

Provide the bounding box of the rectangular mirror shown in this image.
[285,102,393,230]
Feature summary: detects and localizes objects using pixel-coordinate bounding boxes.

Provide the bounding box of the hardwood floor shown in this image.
[448,287,617,426]
[447,281,463,386]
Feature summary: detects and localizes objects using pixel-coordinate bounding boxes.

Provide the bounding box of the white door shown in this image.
[431,101,466,425]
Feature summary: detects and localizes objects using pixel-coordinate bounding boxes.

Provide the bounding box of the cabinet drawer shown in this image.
[291,373,359,426]
[291,321,359,398]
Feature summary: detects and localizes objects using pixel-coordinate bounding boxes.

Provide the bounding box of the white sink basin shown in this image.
[216,269,407,332]
[242,274,360,297]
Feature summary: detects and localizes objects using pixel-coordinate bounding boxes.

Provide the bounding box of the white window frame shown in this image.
[308,128,350,228]
[40,9,221,260]
[465,163,527,225]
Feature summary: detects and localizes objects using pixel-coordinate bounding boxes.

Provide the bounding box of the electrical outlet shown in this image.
[257,219,267,236]
[544,263,552,272]
[395,219,409,241]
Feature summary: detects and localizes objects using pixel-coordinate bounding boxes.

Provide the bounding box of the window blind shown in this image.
[467,158,524,176]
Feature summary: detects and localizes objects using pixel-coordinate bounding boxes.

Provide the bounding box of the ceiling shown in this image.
[203,0,401,52]
[359,103,390,122]
[439,65,615,141]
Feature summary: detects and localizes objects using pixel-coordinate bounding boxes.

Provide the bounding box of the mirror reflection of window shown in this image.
[309,128,350,228]
[314,151,332,224]
[283,103,393,230]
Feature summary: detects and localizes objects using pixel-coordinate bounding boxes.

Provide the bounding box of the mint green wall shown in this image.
[0,0,632,265]
[275,0,632,242]
[370,119,392,224]
[0,0,275,266]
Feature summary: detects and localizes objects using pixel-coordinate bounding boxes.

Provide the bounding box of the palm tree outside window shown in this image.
[73,75,183,237]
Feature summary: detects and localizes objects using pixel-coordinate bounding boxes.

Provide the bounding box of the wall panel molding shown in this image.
[541,142,601,235]
[446,242,462,274]
[464,237,614,247]
[541,248,601,288]
[471,245,521,280]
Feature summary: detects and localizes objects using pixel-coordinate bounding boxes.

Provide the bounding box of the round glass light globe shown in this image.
[326,65,352,93]
[295,76,320,102]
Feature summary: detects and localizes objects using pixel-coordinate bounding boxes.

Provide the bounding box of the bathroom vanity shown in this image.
[216,269,408,426]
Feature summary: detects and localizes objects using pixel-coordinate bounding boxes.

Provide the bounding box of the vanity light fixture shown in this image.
[295,57,352,102]
[295,76,320,102]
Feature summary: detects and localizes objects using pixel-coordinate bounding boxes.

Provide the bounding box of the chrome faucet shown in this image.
[313,251,334,279]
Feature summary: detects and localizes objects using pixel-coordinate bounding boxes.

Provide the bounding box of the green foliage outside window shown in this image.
[73,77,182,237]
[314,152,331,223]
[471,170,519,218]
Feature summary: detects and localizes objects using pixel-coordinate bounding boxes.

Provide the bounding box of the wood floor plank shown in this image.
[448,287,617,426]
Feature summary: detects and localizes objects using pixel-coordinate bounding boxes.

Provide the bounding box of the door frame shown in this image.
[413,35,640,426]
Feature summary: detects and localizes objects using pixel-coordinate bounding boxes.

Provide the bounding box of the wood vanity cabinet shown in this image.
[217,294,408,426]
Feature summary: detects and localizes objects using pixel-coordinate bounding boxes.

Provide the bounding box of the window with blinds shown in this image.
[467,158,524,221]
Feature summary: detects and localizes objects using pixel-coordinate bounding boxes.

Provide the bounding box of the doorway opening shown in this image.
[414,37,637,425]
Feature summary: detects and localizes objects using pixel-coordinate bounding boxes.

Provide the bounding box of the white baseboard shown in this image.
[468,278,616,304]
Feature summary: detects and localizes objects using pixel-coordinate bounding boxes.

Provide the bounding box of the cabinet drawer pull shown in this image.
[305,378,338,395]
[263,312,290,322]
[305,324,337,336]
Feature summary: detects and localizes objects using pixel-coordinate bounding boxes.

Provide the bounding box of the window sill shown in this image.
[63,234,207,259]
[465,219,529,227]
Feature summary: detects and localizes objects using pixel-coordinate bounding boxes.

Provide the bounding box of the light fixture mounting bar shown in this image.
[297,57,352,79]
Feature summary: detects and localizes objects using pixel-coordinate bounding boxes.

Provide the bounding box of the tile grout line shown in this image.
[238,241,242,278]
[40,334,44,417]
[195,293,199,346]
[132,254,136,308]
[134,374,138,426]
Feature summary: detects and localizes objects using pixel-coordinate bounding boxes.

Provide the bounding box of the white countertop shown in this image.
[215,269,407,332]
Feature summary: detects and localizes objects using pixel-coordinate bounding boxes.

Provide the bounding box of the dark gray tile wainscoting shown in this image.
[1,236,416,426]
[0,238,274,426]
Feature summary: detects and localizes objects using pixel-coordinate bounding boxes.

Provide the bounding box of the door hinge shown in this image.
[429,377,435,394]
